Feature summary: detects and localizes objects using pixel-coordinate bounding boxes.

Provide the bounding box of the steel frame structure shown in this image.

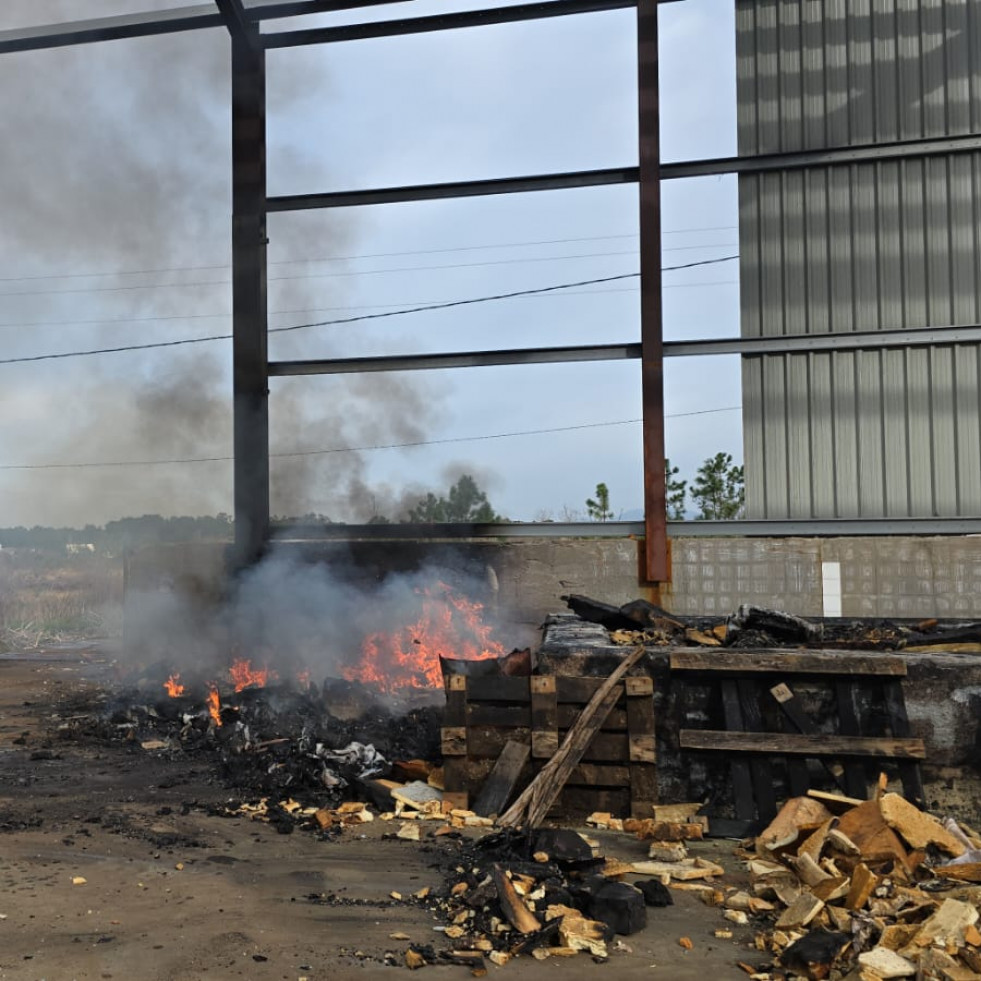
[3,1,978,579]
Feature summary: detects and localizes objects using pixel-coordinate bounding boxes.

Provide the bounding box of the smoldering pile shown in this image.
[55,665,443,807]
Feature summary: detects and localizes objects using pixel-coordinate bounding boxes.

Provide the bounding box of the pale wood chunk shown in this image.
[806,789,865,813]
[846,863,879,911]
[908,898,979,950]
[775,892,825,930]
[878,923,919,951]
[836,800,909,868]
[879,793,967,857]
[856,946,916,978]
[758,797,834,854]
[545,905,608,957]
[938,863,981,884]
[648,841,689,863]
[792,852,832,888]
[827,828,861,857]
[651,803,704,823]
[810,875,851,903]
[797,818,835,863]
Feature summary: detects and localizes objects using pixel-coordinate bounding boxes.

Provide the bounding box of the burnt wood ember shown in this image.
[778,930,851,980]
[727,605,824,646]
[586,880,647,935]
[636,879,674,907]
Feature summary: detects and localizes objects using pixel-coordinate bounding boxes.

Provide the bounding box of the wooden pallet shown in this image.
[671,649,925,829]
[441,673,656,818]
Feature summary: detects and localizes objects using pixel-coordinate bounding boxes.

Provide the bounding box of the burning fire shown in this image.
[346,582,505,692]
[206,685,222,727]
[163,673,185,697]
[229,658,276,692]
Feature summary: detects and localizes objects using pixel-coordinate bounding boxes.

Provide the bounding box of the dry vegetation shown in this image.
[0,550,123,649]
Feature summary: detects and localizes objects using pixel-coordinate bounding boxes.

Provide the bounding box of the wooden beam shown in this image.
[670,650,908,676]
[679,730,925,759]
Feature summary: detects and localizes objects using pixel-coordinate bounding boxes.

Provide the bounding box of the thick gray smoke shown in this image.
[0,2,446,525]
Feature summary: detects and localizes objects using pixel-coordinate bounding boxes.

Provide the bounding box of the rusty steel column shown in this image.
[637,0,667,583]
[231,35,270,567]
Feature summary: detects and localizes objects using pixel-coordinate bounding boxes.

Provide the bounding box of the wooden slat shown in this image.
[882,679,926,808]
[530,675,558,759]
[736,678,777,822]
[463,676,531,702]
[556,676,627,704]
[441,726,468,757]
[465,726,628,762]
[473,740,531,817]
[679,730,926,759]
[670,650,908,676]
[833,680,869,798]
[720,680,756,821]
[466,703,627,729]
[626,677,657,815]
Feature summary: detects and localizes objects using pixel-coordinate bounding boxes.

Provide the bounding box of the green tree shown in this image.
[690,453,745,519]
[406,475,501,523]
[665,458,687,520]
[585,482,614,521]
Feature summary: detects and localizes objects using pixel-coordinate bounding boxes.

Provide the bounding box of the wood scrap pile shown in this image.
[739,789,981,980]
[565,593,981,652]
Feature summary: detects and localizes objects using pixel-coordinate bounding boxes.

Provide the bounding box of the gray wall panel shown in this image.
[738,0,981,519]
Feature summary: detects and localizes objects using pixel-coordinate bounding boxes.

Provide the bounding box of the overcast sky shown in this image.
[0,0,741,525]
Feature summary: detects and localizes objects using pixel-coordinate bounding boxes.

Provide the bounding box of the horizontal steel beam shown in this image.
[215,0,259,46]
[267,167,636,212]
[268,134,981,212]
[263,0,639,48]
[269,326,981,377]
[665,324,981,358]
[269,343,641,376]
[274,517,981,540]
[0,1,404,53]
[661,134,981,180]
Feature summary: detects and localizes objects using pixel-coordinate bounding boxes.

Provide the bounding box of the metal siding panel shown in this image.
[786,354,812,513]
[900,158,929,327]
[905,348,936,511]
[823,1,851,148]
[851,168,879,330]
[782,171,808,334]
[804,169,830,333]
[924,156,953,325]
[739,177,764,338]
[872,0,900,142]
[929,347,959,515]
[920,0,950,140]
[801,0,827,149]
[778,2,804,151]
[896,0,924,141]
[762,355,791,515]
[856,351,886,514]
[945,0,972,135]
[760,174,786,336]
[949,154,978,324]
[881,348,912,515]
[807,353,837,515]
[827,168,855,332]
[848,0,875,145]
[756,2,782,154]
[742,357,767,517]
[876,162,905,330]
[954,346,981,510]
[736,1,760,156]
[832,351,860,514]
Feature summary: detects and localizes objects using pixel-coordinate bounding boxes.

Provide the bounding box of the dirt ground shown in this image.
[0,651,763,981]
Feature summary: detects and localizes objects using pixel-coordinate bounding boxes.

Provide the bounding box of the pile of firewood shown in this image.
[742,788,981,980]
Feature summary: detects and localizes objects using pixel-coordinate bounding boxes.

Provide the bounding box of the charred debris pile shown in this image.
[563,594,981,652]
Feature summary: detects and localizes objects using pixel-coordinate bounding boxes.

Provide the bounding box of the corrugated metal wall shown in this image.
[737,0,981,518]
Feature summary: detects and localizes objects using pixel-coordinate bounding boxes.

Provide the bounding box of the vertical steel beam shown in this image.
[231,36,270,566]
[637,0,668,583]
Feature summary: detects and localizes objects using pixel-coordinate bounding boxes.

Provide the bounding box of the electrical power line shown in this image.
[0,406,742,472]
[0,257,739,367]
[0,225,739,283]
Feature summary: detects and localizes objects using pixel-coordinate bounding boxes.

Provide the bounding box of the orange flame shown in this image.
[345,582,504,693]
[163,673,185,698]
[229,658,276,692]
[206,685,222,727]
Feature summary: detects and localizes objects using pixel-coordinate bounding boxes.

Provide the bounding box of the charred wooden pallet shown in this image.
[441,673,656,818]
[671,649,925,830]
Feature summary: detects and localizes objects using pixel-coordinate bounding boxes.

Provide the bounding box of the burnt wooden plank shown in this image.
[559,704,627,729]
[556,676,627,704]
[769,685,811,798]
[465,726,628,762]
[441,726,467,757]
[882,678,926,808]
[465,703,531,728]
[443,673,467,726]
[530,675,559,759]
[552,786,631,817]
[625,674,657,816]
[832,680,869,798]
[671,650,908,676]
[735,678,777,821]
[473,739,531,817]
[462,676,531,702]
[720,679,756,821]
[770,681,848,794]
[441,756,472,806]
[679,730,926,759]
